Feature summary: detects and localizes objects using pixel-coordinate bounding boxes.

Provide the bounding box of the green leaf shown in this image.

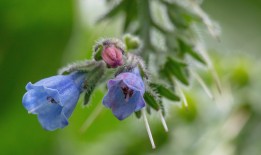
[150,83,180,101]
[159,67,175,86]
[162,1,200,29]
[167,56,187,67]
[123,1,138,32]
[166,57,189,85]
[178,39,206,64]
[167,8,189,29]
[144,92,160,111]
[97,0,127,22]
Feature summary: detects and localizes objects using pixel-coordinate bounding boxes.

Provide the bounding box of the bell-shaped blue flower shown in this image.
[22,72,86,131]
[103,67,146,120]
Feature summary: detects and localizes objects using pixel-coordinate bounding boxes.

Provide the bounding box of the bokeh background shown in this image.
[0,0,261,155]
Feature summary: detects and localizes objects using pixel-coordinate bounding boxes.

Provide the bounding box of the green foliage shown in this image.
[144,91,160,111]
[150,83,180,101]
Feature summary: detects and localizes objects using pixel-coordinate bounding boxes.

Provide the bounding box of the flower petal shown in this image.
[103,84,142,120]
[107,79,121,89]
[37,107,68,131]
[134,94,146,111]
[22,84,61,114]
[117,73,145,93]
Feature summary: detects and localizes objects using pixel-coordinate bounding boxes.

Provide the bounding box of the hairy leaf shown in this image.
[144,92,160,111]
[150,83,180,101]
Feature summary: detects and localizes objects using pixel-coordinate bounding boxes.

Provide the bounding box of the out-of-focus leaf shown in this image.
[167,8,189,29]
[99,0,139,33]
[165,34,179,52]
[98,0,127,22]
[162,1,200,29]
[176,95,198,122]
[123,0,138,32]
[167,56,188,67]
[166,57,189,85]
[150,83,180,101]
[178,39,206,64]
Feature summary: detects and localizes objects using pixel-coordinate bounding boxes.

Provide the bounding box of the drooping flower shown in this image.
[101,44,124,68]
[103,67,146,120]
[22,72,86,131]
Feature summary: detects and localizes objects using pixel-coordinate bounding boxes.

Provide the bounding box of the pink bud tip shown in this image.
[102,46,124,68]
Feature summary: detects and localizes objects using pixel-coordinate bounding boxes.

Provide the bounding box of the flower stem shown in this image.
[80,103,103,133]
[142,109,156,149]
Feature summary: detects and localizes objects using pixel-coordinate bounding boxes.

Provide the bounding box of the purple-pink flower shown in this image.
[103,67,146,120]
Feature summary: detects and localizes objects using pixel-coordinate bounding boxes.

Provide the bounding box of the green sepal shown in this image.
[123,34,141,51]
[93,44,103,61]
[134,110,142,119]
[83,85,95,106]
[144,91,160,111]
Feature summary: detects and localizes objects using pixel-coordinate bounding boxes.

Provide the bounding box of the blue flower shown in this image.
[103,67,146,120]
[22,72,86,131]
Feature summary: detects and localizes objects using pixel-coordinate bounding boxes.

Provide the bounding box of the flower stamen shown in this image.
[47,96,58,104]
[121,86,134,102]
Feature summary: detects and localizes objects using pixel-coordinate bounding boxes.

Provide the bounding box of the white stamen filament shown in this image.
[159,112,168,132]
[80,103,103,133]
[142,109,156,149]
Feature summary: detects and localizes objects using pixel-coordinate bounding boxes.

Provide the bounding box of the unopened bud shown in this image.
[102,45,124,68]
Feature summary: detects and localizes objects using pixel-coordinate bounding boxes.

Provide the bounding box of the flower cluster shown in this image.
[22,38,147,131]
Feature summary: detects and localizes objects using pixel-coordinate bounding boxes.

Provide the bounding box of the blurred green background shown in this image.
[0,0,261,155]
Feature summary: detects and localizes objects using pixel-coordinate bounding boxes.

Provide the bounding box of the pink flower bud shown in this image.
[102,45,124,68]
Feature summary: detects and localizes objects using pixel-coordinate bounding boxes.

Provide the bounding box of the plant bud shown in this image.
[102,45,124,68]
